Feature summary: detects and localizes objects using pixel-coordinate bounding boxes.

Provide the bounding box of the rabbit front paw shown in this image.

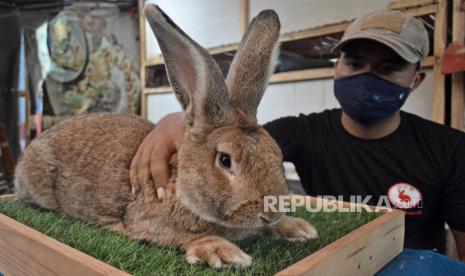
[266,215,318,242]
[185,236,252,269]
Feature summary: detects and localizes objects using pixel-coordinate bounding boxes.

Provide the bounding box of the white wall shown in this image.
[144,0,242,60]
[257,79,336,124]
[402,69,434,120]
[147,92,182,123]
[250,0,392,33]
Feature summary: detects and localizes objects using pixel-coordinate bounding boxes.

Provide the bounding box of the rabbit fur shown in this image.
[15,5,317,268]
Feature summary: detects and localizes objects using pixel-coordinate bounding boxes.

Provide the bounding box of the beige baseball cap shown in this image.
[332,10,429,64]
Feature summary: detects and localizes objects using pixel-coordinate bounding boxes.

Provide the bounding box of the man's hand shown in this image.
[130,112,186,200]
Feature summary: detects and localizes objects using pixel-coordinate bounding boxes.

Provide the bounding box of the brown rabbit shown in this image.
[14,5,317,268]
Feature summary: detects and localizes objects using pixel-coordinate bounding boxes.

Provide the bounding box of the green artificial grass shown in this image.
[0,200,381,275]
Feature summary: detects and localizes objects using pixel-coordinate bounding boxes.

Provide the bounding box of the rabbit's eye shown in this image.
[219,153,231,169]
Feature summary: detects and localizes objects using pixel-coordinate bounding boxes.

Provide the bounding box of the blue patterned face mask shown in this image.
[334,72,415,125]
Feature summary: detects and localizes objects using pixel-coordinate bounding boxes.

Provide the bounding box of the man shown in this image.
[131,10,465,261]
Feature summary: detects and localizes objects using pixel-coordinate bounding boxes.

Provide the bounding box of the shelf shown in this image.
[145,56,164,66]
[143,54,435,93]
[389,0,436,10]
[270,68,334,83]
[279,22,349,43]
[208,43,239,55]
[402,3,438,17]
[423,56,435,67]
[143,87,173,95]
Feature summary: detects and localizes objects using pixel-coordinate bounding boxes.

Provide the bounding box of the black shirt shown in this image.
[264,109,465,253]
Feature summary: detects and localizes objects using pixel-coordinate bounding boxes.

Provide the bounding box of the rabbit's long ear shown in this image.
[226,10,280,117]
[144,5,231,128]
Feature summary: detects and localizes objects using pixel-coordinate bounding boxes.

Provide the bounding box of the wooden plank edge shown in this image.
[451,74,464,130]
[389,0,436,10]
[209,44,240,55]
[25,73,31,143]
[402,3,438,17]
[0,213,129,276]
[0,194,15,201]
[451,0,465,130]
[240,0,249,35]
[270,68,334,84]
[422,55,435,68]
[144,87,173,95]
[280,22,349,43]
[145,56,164,66]
[432,0,448,124]
[139,0,147,119]
[277,206,404,275]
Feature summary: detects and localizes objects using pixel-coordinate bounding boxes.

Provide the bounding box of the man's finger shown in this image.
[130,144,142,174]
[129,164,138,197]
[137,143,153,189]
[130,147,143,197]
[150,161,170,200]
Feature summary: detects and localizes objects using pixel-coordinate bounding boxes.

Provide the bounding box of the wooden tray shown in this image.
[0,194,404,276]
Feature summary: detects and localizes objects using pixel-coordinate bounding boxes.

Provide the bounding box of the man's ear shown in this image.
[411,71,426,90]
[333,56,342,78]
